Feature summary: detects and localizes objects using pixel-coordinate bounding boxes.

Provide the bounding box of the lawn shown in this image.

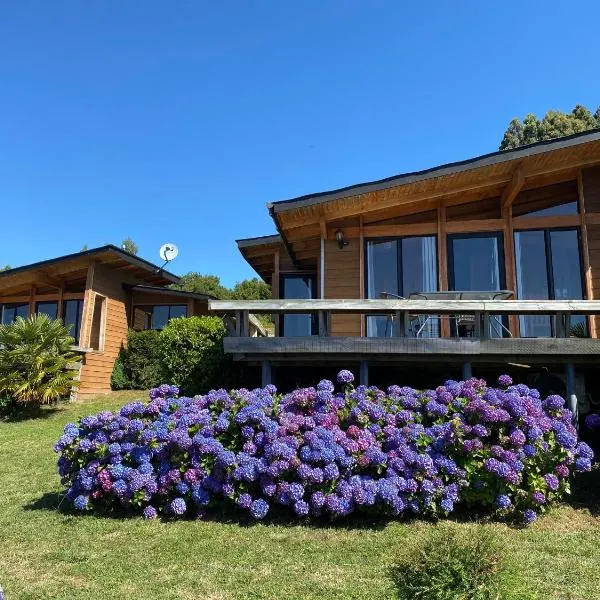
[1,391,600,599]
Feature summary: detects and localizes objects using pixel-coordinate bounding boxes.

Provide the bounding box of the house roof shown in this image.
[128,284,215,301]
[236,234,282,284]
[269,128,600,214]
[0,245,180,296]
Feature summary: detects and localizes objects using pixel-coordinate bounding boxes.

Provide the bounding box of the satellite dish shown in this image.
[159,243,179,263]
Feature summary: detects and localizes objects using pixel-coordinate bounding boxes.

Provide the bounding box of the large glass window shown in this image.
[448,233,506,338]
[1,303,29,324]
[515,228,585,337]
[448,233,504,292]
[36,301,58,320]
[63,299,84,343]
[133,304,187,331]
[366,236,438,337]
[280,275,317,336]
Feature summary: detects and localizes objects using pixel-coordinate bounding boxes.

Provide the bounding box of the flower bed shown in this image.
[55,372,593,525]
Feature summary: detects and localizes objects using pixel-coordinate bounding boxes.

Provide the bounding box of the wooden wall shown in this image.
[324,239,361,336]
[78,263,130,399]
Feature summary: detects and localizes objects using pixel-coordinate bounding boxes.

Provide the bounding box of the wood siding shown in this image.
[324,239,361,336]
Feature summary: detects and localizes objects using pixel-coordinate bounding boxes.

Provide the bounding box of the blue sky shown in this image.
[1,1,599,286]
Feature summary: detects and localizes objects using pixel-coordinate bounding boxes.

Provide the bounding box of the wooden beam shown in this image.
[502,165,525,208]
[57,282,65,323]
[31,271,63,289]
[446,219,504,234]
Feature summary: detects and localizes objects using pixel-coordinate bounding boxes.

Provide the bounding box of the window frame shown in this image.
[1,303,29,325]
[279,273,317,336]
[132,304,188,331]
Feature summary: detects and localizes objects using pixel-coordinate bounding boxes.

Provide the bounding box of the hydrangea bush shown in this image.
[55,372,593,525]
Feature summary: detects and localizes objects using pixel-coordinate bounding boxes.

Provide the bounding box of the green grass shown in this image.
[1,392,600,599]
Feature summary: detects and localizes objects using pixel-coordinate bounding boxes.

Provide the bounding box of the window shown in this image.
[1,303,29,324]
[36,301,58,320]
[132,304,187,330]
[448,233,507,338]
[63,299,84,343]
[280,275,317,336]
[366,236,438,337]
[524,202,578,217]
[89,295,106,351]
[448,233,505,292]
[515,228,585,337]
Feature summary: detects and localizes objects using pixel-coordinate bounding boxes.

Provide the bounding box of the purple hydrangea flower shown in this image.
[143,505,158,519]
[337,370,354,384]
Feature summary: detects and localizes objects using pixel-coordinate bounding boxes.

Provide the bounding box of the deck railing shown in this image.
[209,299,600,339]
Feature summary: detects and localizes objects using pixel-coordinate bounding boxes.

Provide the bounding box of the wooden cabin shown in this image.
[216,129,600,412]
[0,245,217,399]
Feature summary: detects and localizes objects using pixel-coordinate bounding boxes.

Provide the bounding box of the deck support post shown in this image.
[565,362,578,426]
[462,362,473,380]
[261,360,272,387]
[359,361,369,387]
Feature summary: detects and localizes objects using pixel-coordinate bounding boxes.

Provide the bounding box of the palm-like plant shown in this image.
[0,314,80,404]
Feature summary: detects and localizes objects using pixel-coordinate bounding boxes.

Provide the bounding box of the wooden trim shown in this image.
[501,165,525,208]
[578,170,595,337]
[319,220,326,300]
[585,213,600,225]
[80,262,96,349]
[0,292,83,304]
[446,219,504,234]
[332,214,581,240]
[513,214,580,230]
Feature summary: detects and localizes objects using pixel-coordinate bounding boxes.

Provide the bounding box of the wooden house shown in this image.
[0,245,263,399]
[214,129,600,412]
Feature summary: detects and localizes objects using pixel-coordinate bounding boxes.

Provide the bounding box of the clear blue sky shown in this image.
[1,1,599,286]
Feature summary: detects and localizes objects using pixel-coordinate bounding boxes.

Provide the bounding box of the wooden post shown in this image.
[318,311,327,336]
[502,205,519,336]
[273,250,280,337]
[319,220,326,300]
[28,285,36,317]
[578,170,594,337]
[359,215,365,337]
[395,310,406,337]
[359,360,369,387]
[437,202,450,338]
[57,283,64,322]
[261,360,272,387]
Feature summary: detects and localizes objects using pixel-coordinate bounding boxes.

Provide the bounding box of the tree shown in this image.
[231,278,271,300]
[121,238,139,255]
[499,104,600,150]
[80,245,89,251]
[171,273,231,299]
[0,265,11,272]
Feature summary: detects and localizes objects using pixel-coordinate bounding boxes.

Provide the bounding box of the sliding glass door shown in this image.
[280,274,317,336]
[514,228,585,337]
[366,236,438,337]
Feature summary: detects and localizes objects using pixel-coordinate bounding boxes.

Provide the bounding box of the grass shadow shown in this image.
[1,404,63,423]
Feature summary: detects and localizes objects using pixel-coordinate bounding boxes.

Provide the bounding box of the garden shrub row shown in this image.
[111,316,235,395]
[56,371,593,524]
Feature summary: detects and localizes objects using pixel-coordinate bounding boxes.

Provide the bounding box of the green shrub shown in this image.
[0,314,79,405]
[112,329,163,390]
[110,356,129,390]
[158,316,229,395]
[392,526,503,600]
